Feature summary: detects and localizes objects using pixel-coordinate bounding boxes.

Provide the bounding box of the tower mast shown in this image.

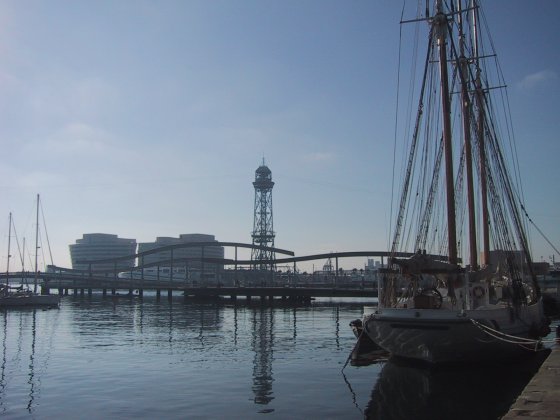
[251,160,276,271]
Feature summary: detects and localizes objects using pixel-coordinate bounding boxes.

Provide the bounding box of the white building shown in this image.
[137,234,224,275]
[70,233,136,271]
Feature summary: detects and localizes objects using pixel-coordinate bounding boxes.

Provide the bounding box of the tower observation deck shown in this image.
[251,161,275,270]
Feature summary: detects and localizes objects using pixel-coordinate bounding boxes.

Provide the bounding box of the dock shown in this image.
[42,283,378,301]
[503,346,560,418]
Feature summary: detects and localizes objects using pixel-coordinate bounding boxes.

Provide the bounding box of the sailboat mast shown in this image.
[472,0,491,266]
[458,0,478,269]
[6,213,12,288]
[22,237,25,284]
[33,194,39,294]
[434,1,458,265]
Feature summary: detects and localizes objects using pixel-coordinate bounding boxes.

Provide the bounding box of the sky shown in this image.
[0,0,559,273]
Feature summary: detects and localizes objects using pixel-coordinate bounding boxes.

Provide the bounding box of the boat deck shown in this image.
[503,346,560,418]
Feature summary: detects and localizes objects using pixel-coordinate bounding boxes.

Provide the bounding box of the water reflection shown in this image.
[67,296,289,410]
[335,306,340,349]
[69,297,224,345]
[233,304,238,347]
[27,310,37,413]
[251,306,275,409]
[0,309,45,415]
[364,351,550,420]
[64,296,364,415]
[0,313,6,415]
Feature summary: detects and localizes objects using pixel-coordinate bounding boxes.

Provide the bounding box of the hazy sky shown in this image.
[1,0,559,273]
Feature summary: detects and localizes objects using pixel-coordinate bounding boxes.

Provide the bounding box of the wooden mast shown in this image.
[458,0,478,270]
[472,1,490,266]
[434,1,458,265]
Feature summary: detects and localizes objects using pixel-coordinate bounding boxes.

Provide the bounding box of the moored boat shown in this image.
[1,196,60,309]
[0,285,60,308]
[362,0,550,365]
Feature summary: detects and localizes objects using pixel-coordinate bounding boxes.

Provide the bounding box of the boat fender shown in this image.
[473,286,485,298]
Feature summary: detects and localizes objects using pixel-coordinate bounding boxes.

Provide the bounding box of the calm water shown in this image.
[0,295,556,419]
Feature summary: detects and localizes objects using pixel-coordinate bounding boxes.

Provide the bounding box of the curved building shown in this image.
[137,234,224,275]
[70,233,137,271]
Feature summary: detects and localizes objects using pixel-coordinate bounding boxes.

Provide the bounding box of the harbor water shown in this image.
[0,295,557,419]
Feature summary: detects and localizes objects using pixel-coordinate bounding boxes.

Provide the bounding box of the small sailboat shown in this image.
[1,195,59,308]
[362,0,550,364]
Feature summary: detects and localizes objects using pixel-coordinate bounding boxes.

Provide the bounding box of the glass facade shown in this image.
[69,233,137,271]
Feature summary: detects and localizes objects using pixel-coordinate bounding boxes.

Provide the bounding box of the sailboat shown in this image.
[362,0,550,364]
[0,195,59,308]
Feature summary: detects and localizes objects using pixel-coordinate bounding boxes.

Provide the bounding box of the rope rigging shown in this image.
[470,318,556,350]
[521,205,560,257]
[382,0,548,311]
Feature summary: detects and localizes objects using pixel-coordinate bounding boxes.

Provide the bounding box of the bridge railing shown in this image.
[31,268,382,292]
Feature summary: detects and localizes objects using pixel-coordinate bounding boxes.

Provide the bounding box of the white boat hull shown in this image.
[364,299,547,364]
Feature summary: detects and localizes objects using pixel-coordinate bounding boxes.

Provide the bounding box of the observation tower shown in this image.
[251,160,275,270]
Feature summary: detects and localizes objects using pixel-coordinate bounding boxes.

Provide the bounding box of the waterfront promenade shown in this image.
[503,347,560,418]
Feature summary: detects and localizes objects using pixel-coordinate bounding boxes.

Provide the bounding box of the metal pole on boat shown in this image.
[34,194,39,294]
[21,237,25,285]
[6,213,11,289]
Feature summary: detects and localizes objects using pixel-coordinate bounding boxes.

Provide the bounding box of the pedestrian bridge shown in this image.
[0,242,447,300]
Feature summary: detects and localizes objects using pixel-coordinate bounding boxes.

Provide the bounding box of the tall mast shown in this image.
[458,0,478,269]
[6,213,12,289]
[33,194,39,294]
[472,0,490,266]
[434,1,458,265]
[21,237,25,284]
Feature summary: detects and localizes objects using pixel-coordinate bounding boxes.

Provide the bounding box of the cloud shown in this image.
[517,70,558,90]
